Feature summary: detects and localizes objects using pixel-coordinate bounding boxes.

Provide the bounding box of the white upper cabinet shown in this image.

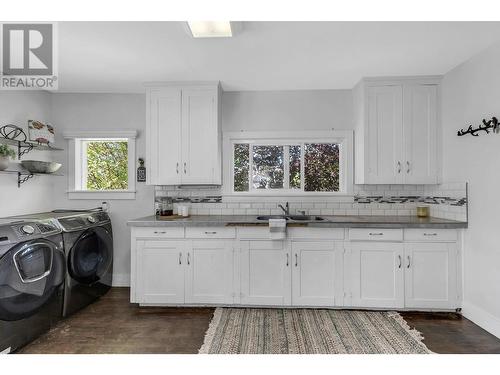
[146,82,222,185]
[147,88,183,185]
[354,77,441,184]
[365,85,404,184]
[403,84,438,184]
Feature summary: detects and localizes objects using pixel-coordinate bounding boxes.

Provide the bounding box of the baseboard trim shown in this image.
[462,301,500,339]
[112,274,130,287]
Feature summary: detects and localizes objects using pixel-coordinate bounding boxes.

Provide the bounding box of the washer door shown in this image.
[0,239,65,321]
[68,227,112,285]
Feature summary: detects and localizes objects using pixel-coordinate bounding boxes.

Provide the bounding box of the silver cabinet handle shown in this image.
[187,252,190,265]
[286,253,289,267]
[398,255,402,269]
[406,161,410,174]
[369,232,384,236]
[179,252,182,265]
[153,231,166,234]
[176,162,179,174]
[397,161,401,174]
[407,255,411,269]
[183,162,187,174]
[295,253,298,267]
[423,233,437,236]
[204,231,217,235]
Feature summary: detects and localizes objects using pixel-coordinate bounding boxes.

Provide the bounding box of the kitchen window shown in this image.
[225,131,353,195]
[64,131,137,199]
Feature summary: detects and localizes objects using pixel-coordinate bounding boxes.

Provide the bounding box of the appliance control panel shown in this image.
[58,211,110,231]
[10,221,60,239]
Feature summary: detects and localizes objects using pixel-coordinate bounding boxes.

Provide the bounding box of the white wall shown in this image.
[2,89,352,286]
[50,93,154,286]
[442,41,500,337]
[0,92,58,217]
[222,90,353,131]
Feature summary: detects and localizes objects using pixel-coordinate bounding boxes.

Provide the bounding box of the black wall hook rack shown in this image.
[457,117,500,137]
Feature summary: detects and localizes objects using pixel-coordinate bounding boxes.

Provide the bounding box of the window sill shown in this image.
[67,190,136,200]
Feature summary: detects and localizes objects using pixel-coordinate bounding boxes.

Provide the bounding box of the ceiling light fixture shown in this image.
[187,21,233,38]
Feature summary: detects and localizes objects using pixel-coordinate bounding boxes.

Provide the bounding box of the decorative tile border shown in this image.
[354,196,467,206]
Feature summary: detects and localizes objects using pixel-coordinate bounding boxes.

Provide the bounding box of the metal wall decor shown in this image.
[457,116,499,137]
[0,124,26,141]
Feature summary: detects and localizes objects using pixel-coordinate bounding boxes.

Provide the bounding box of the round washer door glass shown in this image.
[68,227,112,285]
[0,239,65,321]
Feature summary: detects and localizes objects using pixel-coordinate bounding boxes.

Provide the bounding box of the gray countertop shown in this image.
[127,215,467,229]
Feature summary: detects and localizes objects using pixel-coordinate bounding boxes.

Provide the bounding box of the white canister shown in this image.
[180,205,190,217]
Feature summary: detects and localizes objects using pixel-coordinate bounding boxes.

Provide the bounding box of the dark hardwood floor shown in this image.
[19,287,500,354]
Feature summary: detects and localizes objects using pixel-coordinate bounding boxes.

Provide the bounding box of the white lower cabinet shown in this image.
[240,240,291,306]
[291,241,339,307]
[348,239,459,310]
[349,242,405,309]
[135,238,233,305]
[131,227,461,310]
[136,240,185,304]
[185,240,234,304]
[404,242,458,309]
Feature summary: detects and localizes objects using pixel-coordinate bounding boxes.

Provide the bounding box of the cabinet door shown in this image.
[403,84,438,184]
[404,243,458,309]
[291,241,339,307]
[350,242,404,308]
[147,88,182,185]
[240,240,291,306]
[366,85,404,184]
[136,240,185,304]
[185,240,234,304]
[181,87,220,184]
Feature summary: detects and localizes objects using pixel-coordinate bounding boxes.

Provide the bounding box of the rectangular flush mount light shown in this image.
[187,21,233,38]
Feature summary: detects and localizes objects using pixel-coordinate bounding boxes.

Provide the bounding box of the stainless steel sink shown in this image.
[255,215,326,222]
[288,215,325,221]
[256,215,288,221]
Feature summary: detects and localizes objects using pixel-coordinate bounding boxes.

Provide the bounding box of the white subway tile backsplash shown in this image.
[153,182,467,221]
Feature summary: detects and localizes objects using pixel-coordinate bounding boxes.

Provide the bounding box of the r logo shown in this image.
[2,23,53,75]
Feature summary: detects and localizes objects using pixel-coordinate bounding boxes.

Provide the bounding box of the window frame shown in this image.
[64,130,137,200]
[223,130,353,197]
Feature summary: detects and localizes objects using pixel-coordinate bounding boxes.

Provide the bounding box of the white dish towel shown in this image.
[269,218,287,240]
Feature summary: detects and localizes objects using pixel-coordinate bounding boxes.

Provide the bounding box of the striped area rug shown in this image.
[199,308,431,354]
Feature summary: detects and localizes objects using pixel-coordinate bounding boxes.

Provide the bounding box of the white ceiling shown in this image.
[57,21,500,93]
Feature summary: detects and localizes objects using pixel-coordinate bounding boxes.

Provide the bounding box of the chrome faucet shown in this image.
[278,202,290,215]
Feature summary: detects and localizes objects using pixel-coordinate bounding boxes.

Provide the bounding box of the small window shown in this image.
[66,132,137,200]
[230,136,348,194]
[83,139,129,190]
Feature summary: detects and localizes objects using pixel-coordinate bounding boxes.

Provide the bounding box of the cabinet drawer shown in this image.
[185,227,236,239]
[349,228,403,241]
[404,229,457,242]
[133,227,185,239]
[288,227,344,240]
